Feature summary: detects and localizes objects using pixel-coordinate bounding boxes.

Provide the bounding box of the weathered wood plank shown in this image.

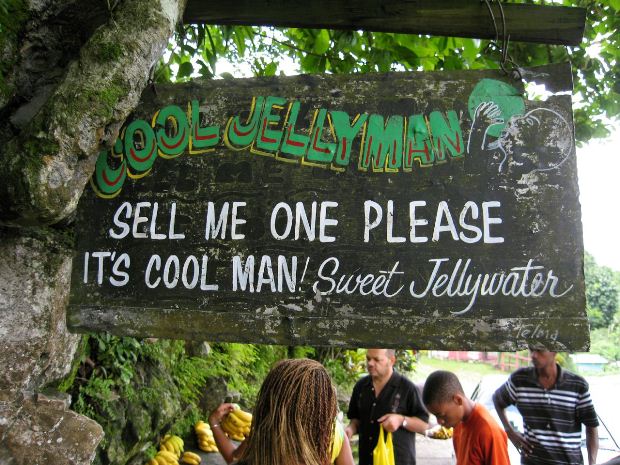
[67,306,589,351]
[68,63,589,350]
[184,0,586,46]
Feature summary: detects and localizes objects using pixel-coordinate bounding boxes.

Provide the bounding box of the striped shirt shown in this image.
[493,365,599,465]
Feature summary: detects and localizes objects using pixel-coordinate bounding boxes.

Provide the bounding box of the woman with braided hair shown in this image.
[209,358,354,465]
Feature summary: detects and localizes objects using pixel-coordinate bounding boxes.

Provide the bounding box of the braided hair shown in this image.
[236,358,337,465]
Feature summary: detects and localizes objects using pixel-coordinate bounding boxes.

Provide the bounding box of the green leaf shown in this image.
[177,62,194,78]
[264,62,277,76]
[313,29,331,55]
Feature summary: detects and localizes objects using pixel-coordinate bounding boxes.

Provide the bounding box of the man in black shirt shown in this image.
[346,349,429,465]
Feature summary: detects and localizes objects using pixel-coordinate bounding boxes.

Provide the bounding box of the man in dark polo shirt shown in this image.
[345,349,429,465]
[493,347,599,465]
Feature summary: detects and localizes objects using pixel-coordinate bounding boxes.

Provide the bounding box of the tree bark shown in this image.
[0,0,188,227]
[0,0,187,463]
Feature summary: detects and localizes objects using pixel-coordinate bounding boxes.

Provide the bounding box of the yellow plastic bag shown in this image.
[373,425,395,465]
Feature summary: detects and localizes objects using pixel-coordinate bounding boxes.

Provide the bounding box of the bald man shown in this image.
[346,349,428,465]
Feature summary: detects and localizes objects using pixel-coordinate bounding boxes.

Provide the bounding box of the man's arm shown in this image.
[402,415,428,434]
[492,394,532,456]
[379,380,430,434]
[378,413,427,434]
[586,426,599,465]
[345,418,360,439]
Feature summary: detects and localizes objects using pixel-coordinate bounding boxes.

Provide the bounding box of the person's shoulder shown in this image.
[393,371,418,390]
[393,370,412,383]
[474,403,501,425]
[559,368,590,390]
[559,367,586,381]
[353,374,372,389]
[471,404,507,437]
[509,367,535,384]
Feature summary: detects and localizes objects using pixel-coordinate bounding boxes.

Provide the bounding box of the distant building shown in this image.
[570,353,609,373]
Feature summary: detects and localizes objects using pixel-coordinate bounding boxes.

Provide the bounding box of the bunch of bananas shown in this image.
[195,421,218,452]
[180,451,202,465]
[160,434,184,458]
[147,449,179,465]
[431,426,454,439]
[221,405,252,441]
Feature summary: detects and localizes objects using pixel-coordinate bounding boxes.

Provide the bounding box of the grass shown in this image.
[409,354,507,395]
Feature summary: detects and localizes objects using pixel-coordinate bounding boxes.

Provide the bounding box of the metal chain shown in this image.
[481,0,524,82]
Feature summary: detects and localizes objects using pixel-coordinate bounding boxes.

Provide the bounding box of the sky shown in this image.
[577,126,620,272]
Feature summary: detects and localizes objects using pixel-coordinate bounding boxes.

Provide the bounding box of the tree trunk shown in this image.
[0,0,187,227]
[0,0,187,463]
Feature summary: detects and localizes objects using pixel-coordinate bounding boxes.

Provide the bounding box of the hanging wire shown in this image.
[481,0,524,82]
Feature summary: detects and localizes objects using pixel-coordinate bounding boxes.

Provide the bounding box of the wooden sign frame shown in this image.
[184,0,586,46]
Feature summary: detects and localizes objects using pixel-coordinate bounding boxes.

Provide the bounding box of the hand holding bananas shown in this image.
[208,402,253,464]
[221,404,252,440]
[209,403,252,440]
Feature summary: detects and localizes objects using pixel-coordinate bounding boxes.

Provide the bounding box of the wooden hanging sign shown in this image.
[68,63,589,350]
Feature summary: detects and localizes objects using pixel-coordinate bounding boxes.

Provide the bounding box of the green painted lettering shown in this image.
[125,119,157,174]
[330,111,367,167]
[189,100,219,153]
[305,108,336,165]
[155,105,189,158]
[404,114,434,169]
[255,95,287,154]
[429,110,464,161]
[280,100,309,158]
[360,114,404,172]
[91,139,126,198]
[225,96,265,150]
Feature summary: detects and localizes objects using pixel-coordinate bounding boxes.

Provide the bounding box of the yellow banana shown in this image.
[170,435,184,451]
[182,451,201,462]
[157,450,179,464]
[166,440,180,456]
[153,456,170,465]
[147,459,159,465]
[229,432,245,441]
[222,417,244,433]
[223,413,244,429]
[230,409,252,423]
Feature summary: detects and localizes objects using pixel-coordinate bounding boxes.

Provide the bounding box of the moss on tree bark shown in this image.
[0,0,188,227]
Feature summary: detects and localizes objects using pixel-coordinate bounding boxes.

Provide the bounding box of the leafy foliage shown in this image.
[0,0,26,38]
[584,252,620,329]
[590,309,620,362]
[0,0,27,98]
[155,1,619,144]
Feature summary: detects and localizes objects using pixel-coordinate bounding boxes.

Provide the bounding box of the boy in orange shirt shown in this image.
[422,370,510,465]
